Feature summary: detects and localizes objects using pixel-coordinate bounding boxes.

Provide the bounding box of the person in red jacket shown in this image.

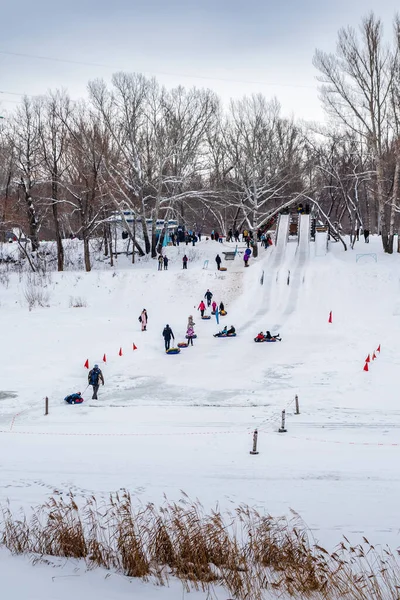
[198,300,206,317]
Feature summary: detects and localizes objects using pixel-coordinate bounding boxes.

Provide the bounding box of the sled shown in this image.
[185,334,197,339]
[214,333,237,338]
[178,342,189,348]
[219,267,227,271]
[201,315,211,320]
[219,310,227,316]
[265,338,278,342]
[64,394,84,405]
[166,348,181,354]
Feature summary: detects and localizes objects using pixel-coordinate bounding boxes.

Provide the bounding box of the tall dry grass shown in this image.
[1,491,400,599]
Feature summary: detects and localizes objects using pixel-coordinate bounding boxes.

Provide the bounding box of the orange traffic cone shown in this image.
[103,354,107,363]
[84,359,89,369]
[119,348,123,356]
[365,354,370,363]
[328,311,332,323]
[372,352,377,360]
[377,344,381,353]
[363,362,369,372]
[133,343,138,350]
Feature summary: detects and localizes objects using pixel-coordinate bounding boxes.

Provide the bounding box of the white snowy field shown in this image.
[1,230,400,598]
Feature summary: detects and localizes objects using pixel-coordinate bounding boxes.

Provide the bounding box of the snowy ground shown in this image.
[1,230,400,597]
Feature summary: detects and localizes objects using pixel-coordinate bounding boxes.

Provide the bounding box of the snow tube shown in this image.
[214,333,237,338]
[254,338,264,343]
[220,310,227,316]
[265,338,278,343]
[64,393,84,405]
[219,267,227,271]
[185,334,197,339]
[201,315,211,320]
[166,348,180,354]
[178,342,188,348]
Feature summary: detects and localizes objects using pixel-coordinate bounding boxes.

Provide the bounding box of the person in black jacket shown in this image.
[162,324,175,351]
[204,289,213,307]
[215,254,222,270]
[88,364,104,400]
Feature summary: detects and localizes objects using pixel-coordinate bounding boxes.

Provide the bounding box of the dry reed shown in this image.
[1,492,400,599]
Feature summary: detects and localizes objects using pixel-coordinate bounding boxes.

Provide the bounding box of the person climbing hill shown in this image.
[204,289,213,307]
[198,300,206,317]
[162,324,175,351]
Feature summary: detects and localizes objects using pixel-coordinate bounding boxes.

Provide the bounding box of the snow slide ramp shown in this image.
[281,213,310,318]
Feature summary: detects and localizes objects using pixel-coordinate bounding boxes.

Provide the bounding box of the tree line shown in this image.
[1,12,400,270]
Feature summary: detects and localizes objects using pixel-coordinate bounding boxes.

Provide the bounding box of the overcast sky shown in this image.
[0,0,399,122]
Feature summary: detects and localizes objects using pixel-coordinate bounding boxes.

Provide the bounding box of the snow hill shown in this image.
[1,227,400,598]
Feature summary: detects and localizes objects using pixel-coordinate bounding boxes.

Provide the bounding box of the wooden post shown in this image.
[45,396,49,416]
[249,429,259,455]
[295,395,300,415]
[278,409,287,433]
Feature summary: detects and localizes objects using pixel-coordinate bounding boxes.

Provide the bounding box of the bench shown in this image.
[222,251,236,261]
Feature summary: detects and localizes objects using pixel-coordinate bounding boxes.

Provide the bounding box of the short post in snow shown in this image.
[250,429,259,455]
[278,410,287,433]
[45,396,49,416]
[295,394,300,415]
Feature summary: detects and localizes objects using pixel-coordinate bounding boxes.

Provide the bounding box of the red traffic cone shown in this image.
[363,362,369,372]
[365,354,370,363]
[377,344,381,353]
[372,352,377,360]
[119,347,123,356]
[133,343,138,351]
[328,311,332,323]
[84,359,89,369]
[103,354,107,363]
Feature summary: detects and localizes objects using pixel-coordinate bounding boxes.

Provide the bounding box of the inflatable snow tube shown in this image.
[64,394,84,405]
[214,333,237,338]
[201,315,211,320]
[265,338,278,342]
[220,310,227,316]
[166,348,181,354]
[219,267,227,271]
[178,342,188,348]
[185,334,197,339]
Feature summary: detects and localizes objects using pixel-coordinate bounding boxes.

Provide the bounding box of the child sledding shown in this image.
[64,392,84,404]
[214,325,236,338]
[254,330,282,342]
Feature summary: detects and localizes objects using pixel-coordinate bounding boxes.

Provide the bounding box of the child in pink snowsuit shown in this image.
[212,301,217,313]
[186,326,195,346]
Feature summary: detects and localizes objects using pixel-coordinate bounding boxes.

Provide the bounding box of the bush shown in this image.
[69,296,87,308]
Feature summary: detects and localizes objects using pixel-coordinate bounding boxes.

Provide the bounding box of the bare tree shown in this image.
[314,13,399,252]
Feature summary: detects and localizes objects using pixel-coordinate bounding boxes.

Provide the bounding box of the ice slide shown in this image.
[276,213,311,324]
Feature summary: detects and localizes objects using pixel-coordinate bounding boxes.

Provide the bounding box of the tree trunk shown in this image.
[52,178,64,271]
[25,192,40,251]
[83,233,91,272]
[390,151,400,253]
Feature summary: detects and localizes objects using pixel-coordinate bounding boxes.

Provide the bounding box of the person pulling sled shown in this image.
[88,364,105,400]
[162,324,175,351]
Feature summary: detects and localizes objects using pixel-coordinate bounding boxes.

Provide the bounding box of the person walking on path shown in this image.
[204,289,213,307]
[182,254,188,269]
[243,253,250,267]
[139,308,148,331]
[215,254,221,270]
[186,325,195,346]
[198,300,206,317]
[88,364,104,400]
[363,229,370,243]
[162,324,175,351]
[163,255,169,270]
[158,255,163,271]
